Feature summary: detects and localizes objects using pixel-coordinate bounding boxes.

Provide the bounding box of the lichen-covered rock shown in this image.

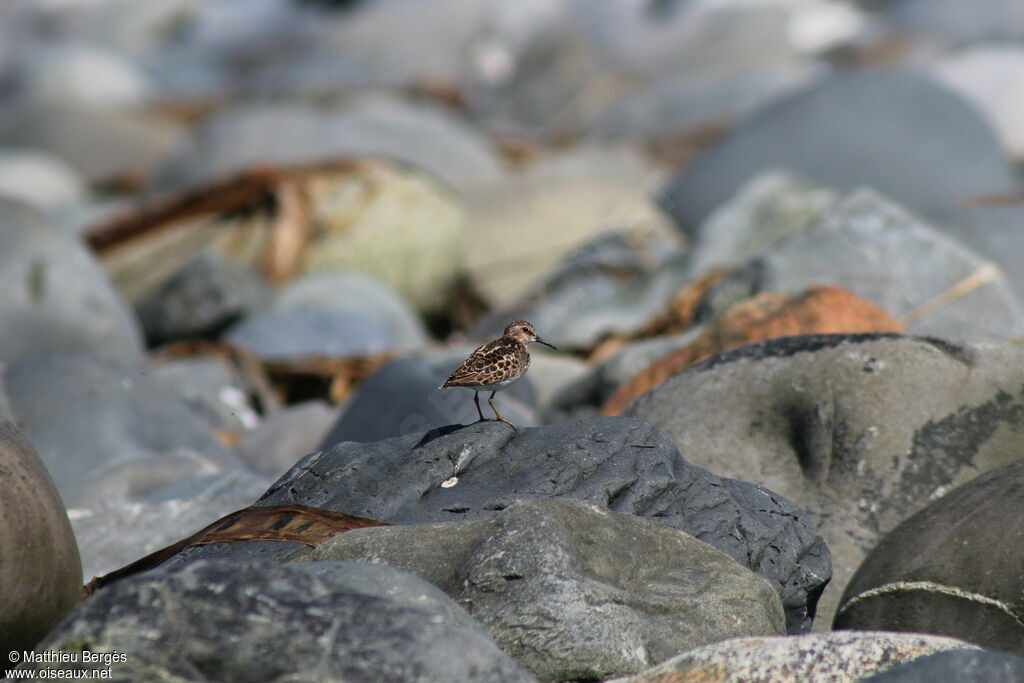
[307,498,785,680]
[27,560,534,682]
[625,334,1024,624]
[615,631,978,682]
[835,458,1024,655]
[168,417,830,635]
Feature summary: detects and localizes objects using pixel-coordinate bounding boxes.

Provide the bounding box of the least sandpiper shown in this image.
[440,320,556,429]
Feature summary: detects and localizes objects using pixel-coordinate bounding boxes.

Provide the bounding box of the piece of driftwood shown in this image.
[82,504,389,597]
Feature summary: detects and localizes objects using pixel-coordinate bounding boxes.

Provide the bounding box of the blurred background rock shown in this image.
[4,0,1024,677]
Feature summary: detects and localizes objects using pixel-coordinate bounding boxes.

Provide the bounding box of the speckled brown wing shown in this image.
[442,338,528,388]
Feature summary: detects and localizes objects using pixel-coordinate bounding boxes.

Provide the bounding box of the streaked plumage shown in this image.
[440,320,555,429]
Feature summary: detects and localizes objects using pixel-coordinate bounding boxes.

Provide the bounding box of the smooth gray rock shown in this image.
[172,417,830,635]
[859,649,1024,683]
[14,42,152,108]
[0,199,143,365]
[862,0,1024,44]
[29,560,534,683]
[662,70,1020,233]
[135,252,271,345]
[307,498,785,680]
[235,400,339,478]
[0,102,183,183]
[625,334,1024,626]
[931,46,1024,161]
[929,203,1024,304]
[271,272,428,350]
[155,97,503,193]
[4,352,241,508]
[571,1,803,80]
[463,170,678,309]
[591,66,819,141]
[319,354,539,446]
[225,308,399,360]
[546,331,700,421]
[0,417,81,653]
[754,189,1024,338]
[687,170,839,273]
[0,147,87,210]
[144,356,261,436]
[835,458,1024,655]
[469,232,690,349]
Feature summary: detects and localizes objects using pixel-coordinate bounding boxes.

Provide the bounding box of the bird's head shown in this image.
[504,321,556,349]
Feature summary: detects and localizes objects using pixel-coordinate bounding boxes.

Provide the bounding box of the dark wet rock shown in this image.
[29,560,534,683]
[625,333,1024,625]
[0,417,81,652]
[3,352,241,508]
[319,354,539,446]
[835,458,1024,655]
[135,252,271,346]
[307,498,785,680]
[171,417,830,635]
[0,199,143,365]
[662,70,1020,233]
[617,631,978,682]
[235,400,339,478]
[859,649,1024,683]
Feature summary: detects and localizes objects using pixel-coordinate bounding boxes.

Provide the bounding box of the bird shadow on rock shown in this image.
[414,421,517,448]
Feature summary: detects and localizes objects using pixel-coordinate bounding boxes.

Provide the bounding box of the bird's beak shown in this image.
[536,336,557,350]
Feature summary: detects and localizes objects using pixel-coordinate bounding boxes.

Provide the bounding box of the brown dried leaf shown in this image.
[599,285,905,416]
[82,504,389,597]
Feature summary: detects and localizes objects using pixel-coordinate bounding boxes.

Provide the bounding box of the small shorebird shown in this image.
[440,320,556,429]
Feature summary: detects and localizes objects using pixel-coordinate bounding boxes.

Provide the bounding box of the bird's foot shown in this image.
[487,416,519,431]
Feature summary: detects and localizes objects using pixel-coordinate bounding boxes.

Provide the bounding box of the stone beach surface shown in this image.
[4,1,1024,681]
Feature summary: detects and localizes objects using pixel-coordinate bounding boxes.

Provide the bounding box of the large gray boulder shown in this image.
[307,498,785,680]
[0,417,81,652]
[860,649,1024,683]
[319,354,539,445]
[662,71,1019,233]
[3,352,242,508]
[835,457,1024,655]
[169,417,830,634]
[624,333,1024,626]
[0,199,143,365]
[27,560,534,682]
[751,190,1024,339]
